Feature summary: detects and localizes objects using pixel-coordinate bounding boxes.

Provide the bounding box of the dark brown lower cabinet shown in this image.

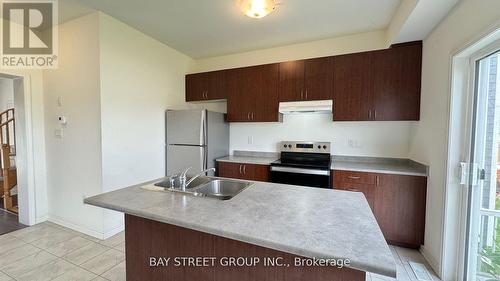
[373,174,427,248]
[332,170,426,248]
[217,161,270,182]
[125,214,366,281]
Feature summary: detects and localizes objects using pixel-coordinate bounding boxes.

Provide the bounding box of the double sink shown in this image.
[152,176,252,200]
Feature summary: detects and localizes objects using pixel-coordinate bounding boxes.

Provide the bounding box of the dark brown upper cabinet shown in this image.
[278,60,304,102]
[278,57,333,102]
[332,41,422,121]
[226,64,280,122]
[185,70,226,101]
[185,41,422,122]
[371,42,422,121]
[332,52,373,121]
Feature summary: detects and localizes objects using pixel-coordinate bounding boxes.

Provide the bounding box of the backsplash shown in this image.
[229,113,413,158]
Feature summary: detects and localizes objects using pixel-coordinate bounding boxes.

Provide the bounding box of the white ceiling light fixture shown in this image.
[238,0,278,19]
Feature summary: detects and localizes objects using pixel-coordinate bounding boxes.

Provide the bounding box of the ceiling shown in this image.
[394,0,460,43]
[69,0,402,58]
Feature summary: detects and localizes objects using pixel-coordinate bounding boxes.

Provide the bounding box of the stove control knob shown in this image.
[288,145,292,148]
[323,145,327,149]
[283,144,287,148]
[317,145,321,149]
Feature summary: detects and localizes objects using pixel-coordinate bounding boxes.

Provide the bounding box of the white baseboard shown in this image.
[47,214,124,240]
[36,215,48,225]
[103,224,124,239]
[48,214,107,240]
[420,245,442,278]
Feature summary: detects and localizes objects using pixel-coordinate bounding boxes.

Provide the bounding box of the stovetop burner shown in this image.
[269,141,332,189]
[271,141,332,169]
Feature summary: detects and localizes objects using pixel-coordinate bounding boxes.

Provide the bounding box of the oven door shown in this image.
[270,166,331,189]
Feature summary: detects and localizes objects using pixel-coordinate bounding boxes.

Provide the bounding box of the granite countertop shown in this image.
[216,155,278,165]
[331,156,428,177]
[85,178,396,278]
[216,151,428,177]
[216,150,278,165]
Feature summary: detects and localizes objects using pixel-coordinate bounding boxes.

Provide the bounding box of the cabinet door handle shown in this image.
[205,91,208,99]
[347,176,361,180]
[376,176,379,186]
[239,165,243,175]
[247,112,251,120]
[368,110,372,120]
[300,90,304,100]
[305,90,308,99]
[374,110,377,120]
[243,165,246,174]
[251,112,254,120]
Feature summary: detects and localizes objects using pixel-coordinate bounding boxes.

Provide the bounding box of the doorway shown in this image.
[464,49,500,280]
[0,75,26,234]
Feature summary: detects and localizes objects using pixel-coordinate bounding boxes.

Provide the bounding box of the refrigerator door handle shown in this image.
[199,147,205,171]
[203,146,208,171]
[200,110,207,146]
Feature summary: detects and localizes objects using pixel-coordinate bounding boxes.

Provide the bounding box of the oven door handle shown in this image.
[270,166,330,176]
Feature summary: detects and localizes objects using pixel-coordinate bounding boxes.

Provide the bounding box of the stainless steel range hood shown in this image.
[278,100,333,114]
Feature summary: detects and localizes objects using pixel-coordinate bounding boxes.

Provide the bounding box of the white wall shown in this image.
[231,114,412,157]
[408,0,500,278]
[0,78,14,111]
[35,11,230,238]
[194,30,388,72]
[97,13,226,234]
[43,13,105,237]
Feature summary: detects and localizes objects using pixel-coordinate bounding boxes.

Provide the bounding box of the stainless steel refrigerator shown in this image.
[166,109,229,177]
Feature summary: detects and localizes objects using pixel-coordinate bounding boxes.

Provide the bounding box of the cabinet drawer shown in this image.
[333,170,377,185]
[334,182,375,210]
[217,161,270,182]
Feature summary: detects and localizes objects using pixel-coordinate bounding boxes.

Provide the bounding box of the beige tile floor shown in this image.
[368,246,441,281]
[0,222,125,281]
[0,222,440,281]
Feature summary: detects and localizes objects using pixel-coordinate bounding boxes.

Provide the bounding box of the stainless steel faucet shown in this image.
[185,168,216,188]
[178,167,191,191]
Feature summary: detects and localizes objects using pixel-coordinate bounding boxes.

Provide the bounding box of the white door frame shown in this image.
[444,27,500,280]
[0,70,47,226]
[463,42,500,281]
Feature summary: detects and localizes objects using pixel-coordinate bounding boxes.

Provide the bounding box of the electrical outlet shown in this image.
[348,139,362,149]
[354,140,362,148]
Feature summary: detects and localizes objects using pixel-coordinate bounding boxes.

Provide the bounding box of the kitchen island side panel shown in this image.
[125,214,366,281]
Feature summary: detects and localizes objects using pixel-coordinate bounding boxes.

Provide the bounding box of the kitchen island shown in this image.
[84,178,396,281]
